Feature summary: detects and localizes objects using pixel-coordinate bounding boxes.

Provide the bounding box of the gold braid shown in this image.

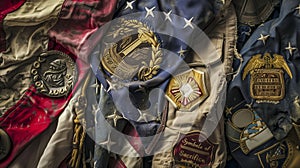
[68,72,92,168]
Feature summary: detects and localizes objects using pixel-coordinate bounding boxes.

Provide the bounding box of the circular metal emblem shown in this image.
[0,128,11,160]
[31,50,77,97]
[231,108,254,128]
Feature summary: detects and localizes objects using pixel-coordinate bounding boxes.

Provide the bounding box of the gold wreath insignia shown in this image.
[101,19,162,81]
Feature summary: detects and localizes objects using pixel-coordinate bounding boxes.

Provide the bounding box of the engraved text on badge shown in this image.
[242,53,292,103]
[31,50,77,97]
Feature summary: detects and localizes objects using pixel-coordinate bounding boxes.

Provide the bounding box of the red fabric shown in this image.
[49,0,118,57]
[0,0,26,52]
[0,42,90,167]
[109,156,127,168]
[0,0,118,166]
[123,123,145,157]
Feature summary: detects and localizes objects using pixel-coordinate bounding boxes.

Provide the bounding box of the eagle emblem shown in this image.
[242,53,292,103]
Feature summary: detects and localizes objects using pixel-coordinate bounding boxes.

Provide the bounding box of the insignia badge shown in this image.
[255,142,288,168]
[173,131,215,168]
[240,119,273,154]
[166,69,208,111]
[100,19,162,81]
[0,129,11,160]
[242,53,292,103]
[31,50,77,97]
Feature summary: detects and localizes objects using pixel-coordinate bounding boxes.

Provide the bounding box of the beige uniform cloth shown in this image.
[151,2,237,168]
[0,0,65,115]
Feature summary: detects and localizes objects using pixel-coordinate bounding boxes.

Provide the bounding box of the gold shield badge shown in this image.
[166,69,208,111]
[101,19,162,81]
[242,53,292,103]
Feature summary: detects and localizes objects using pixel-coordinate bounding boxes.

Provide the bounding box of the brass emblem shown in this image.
[31,50,77,97]
[173,131,215,167]
[0,129,11,160]
[242,53,292,103]
[166,69,208,111]
[254,142,288,168]
[101,19,162,81]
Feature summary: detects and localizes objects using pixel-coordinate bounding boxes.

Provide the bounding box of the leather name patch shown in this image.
[173,131,215,167]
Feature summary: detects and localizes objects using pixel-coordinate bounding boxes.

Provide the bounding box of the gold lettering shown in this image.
[178,150,206,164]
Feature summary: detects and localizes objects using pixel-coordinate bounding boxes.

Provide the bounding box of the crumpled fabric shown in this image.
[0,0,117,167]
[0,0,26,52]
[226,0,300,167]
[49,0,118,57]
[228,0,300,140]
[89,0,235,167]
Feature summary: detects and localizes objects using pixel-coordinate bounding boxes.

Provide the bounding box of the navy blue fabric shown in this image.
[227,0,300,167]
[228,0,300,140]
[90,0,219,135]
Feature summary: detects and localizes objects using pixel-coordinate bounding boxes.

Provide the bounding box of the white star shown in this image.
[92,104,99,115]
[106,110,123,127]
[183,17,194,29]
[106,79,122,92]
[163,10,172,22]
[99,132,116,153]
[257,34,269,45]
[137,109,149,122]
[124,0,135,10]
[90,79,101,95]
[285,42,297,56]
[145,7,155,18]
[296,4,300,14]
[178,46,187,57]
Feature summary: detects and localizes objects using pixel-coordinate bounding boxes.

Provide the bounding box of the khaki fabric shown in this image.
[206,2,237,78]
[119,155,143,168]
[151,3,237,168]
[0,0,65,115]
[8,87,81,168]
[37,91,79,168]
